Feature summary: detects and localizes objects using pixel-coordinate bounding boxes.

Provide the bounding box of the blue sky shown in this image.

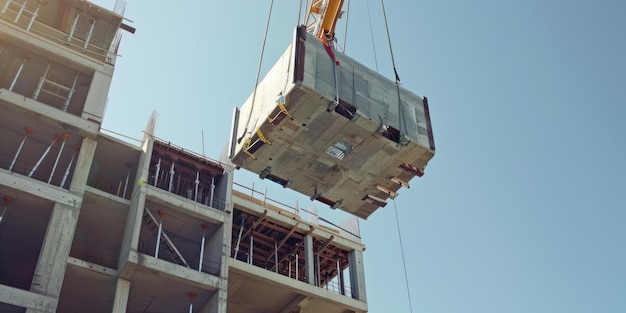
[93,0,625,312]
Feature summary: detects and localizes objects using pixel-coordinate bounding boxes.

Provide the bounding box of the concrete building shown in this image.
[0,1,368,312]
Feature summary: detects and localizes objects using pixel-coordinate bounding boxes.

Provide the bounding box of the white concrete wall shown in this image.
[82,70,113,123]
[232,38,297,155]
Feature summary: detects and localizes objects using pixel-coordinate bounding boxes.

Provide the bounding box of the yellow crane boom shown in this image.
[306,0,345,44]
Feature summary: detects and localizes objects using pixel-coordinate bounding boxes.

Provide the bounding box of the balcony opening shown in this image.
[0,117,83,189]
[138,204,223,276]
[230,206,356,298]
[0,191,53,291]
[69,192,128,269]
[0,41,94,116]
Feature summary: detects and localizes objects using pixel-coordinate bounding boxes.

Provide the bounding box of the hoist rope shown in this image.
[393,198,414,313]
[342,0,351,51]
[366,0,379,72]
[282,0,303,95]
[239,0,275,143]
[380,0,400,83]
[298,0,304,27]
[303,0,310,26]
[380,0,408,144]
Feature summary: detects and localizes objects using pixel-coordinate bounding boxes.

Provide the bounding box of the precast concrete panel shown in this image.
[230,26,435,219]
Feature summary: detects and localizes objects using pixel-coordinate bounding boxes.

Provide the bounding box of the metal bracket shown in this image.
[256,129,271,145]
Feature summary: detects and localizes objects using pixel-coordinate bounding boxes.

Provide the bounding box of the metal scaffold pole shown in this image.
[63,72,79,112]
[198,224,208,272]
[26,1,42,32]
[33,61,51,100]
[154,158,161,187]
[60,144,79,188]
[10,56,28,92]
[233,216,245,260]
[155,210,166,258]
[1,0,12,14]
[123,163,132,199]
[188,292,196,313]
[210,177,215,207]
[83,19,96,53]
[316,245,321,286]
[168,163,175,192]
[274,239,279,273]
[337,255,345,295]
[249,234,254,264]
[194,171,200,202]
[29,134,61,178]
[67,14,79,43]
[14,0,25,23]
[9,126,34,172]
[0,196,14,225]
[296,253,299,281]
[48,133,69,184]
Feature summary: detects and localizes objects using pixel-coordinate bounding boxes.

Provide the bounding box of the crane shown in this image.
[305,0,345,45]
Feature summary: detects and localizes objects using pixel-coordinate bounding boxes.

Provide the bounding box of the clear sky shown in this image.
[92,0,625,312]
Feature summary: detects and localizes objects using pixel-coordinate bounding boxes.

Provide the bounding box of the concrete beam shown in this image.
[121,250,221,291]
[67,256,118,277]
[84,185,131,206]
[0,284,57,312]
[0,89,100,136]
[229,260,367,312]
[0,169,82,207]
[146,186,228,224]
[30,202,80,297]
[0,21,114,74]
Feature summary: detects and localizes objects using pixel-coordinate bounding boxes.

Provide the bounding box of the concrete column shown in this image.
[118,137,153,267]
[348,249,367,301]
[29,202,80,300]
[197,287,227,313]
[221,175,233,278]
[111,278,130,312]
[82,70,113,123]
[69,137,97,194]
[304,235,315,285]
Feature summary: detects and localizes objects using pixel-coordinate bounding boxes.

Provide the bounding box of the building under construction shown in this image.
[0,0,434,312]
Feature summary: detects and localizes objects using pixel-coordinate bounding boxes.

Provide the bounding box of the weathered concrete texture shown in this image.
[29,203,80,301]
[118,137,151,266]
[304,235,315,285]
[0,284,57,312]
[0,89,101,136]
[69,137,97,194]
[348,249,367,302]
[231,26,435,219]
[228,260,367,313]
[111,278,130,313]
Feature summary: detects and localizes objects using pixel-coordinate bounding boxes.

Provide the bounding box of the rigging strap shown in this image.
[380,0,408,144]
